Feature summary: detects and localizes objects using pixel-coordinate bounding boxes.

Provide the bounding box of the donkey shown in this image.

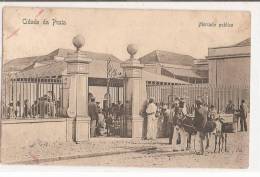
[212,117,227,153]
[181,116,197,150]
[182,115,228,153]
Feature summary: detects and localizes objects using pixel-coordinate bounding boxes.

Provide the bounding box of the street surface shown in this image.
[43,132,248,168]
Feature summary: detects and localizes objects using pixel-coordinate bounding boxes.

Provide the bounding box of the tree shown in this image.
[106,58,120,106]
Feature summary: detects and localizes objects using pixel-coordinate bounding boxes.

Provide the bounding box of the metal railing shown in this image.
[1,74,65,119]
[146,82,250,113]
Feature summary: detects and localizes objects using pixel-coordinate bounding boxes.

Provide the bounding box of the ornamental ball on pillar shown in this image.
[127,44,138,59]
[72,34,85,52]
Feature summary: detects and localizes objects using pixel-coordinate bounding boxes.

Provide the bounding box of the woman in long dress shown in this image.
[146,98,158,140]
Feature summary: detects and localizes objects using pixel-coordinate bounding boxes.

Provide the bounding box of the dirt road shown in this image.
[43,132,249,168]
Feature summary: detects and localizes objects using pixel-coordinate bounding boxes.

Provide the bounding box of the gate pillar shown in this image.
[65,35,92,143]
[121,44,145,138]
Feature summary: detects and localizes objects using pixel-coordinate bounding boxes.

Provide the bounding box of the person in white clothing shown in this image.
[146,98,158,140]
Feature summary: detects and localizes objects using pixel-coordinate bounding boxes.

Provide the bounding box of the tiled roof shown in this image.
[49,48,122,63]
[139,50,195,66]
[3,56,43,72]
[162,67,203,78]
[16,59,123,79]
[232,38,251,47]
[3,48,122,73]
[16,61,67,77]
[210,38,251,49]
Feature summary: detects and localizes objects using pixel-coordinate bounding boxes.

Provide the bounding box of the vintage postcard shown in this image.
[0,7,250,168]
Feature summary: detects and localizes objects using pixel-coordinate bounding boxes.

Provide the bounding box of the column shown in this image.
[121,44,146,138]
[65,35,92,143]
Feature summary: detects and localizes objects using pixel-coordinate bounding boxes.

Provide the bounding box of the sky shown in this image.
[3,7,250,63]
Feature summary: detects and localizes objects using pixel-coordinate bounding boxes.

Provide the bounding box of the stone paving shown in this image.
[1,132,248,168]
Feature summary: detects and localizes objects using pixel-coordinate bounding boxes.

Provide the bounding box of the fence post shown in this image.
[121,44,145,138]
[65,35,92,143]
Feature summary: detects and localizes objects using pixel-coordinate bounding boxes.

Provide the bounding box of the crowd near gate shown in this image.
[1,74,65,119]
[88,77,128,137]
[1,73,128,137]
[146,81,250,113]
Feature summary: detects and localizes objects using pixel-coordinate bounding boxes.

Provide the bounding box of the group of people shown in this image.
[144,97,191,150]
[3,91,61,119]
[144,97,249,154]
[88,97,125,137]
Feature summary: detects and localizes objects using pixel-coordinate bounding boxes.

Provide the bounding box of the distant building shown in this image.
[206,38,250,86]
[139,50,208,83]
[193,59,209,79]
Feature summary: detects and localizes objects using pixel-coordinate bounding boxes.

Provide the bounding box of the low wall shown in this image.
[0,118,74,149]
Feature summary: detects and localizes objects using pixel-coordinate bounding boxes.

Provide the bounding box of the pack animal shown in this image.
[212,118,227,153]
[182,116,228,153]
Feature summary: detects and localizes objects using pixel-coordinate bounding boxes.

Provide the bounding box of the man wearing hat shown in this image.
[194,99,208,155]
[240,99,248,132]
[88,97,99,137]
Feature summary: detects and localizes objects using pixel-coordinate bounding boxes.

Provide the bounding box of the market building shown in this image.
[1,39,190,149]
[3,48,187,111]
[0,36,250,151]
[206,38,250,87]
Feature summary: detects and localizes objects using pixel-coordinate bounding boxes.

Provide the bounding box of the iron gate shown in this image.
[88,77,128,137]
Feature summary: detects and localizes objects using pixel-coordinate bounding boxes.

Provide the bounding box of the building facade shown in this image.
[207,38,250,87]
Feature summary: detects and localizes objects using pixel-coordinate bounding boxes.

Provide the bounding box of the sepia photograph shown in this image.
[0,7,250,168]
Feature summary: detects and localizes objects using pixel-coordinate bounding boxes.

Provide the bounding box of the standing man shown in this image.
[146,98,158,140]
[23,99,30,118]
[169,98,179,144]
[194,99,208,155]
[8,102,16,119]
[141,99,149,140]
[47,91,56,117]
[172,105,186,151]
[88,97,99,137]
[95,101,102,136]
[179,98,187,116]
[162,104,170,137]
[168,104,176,144]
[240,100,248,132]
